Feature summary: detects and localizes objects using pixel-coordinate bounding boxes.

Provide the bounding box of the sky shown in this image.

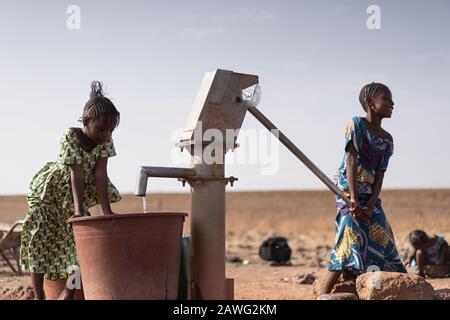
[1,0,449,195]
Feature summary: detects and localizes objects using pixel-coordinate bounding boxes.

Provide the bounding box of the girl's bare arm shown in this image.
[405,248,417,266]
[94,157,113,215]
[69,164,86,216]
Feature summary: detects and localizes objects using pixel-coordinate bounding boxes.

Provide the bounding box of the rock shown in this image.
[333,278,358,296]
[317,293,358,300]
[316,245,332,251]
[424,265,450,278]
[238,244,253,249]
[356,271,434,300]
[0,286,34,300]
[313,275,358,298]
[269,261,292,266]
[295,273,316,285]
[433,289,450,300]
[227,256,243,263]
[314,257,324,267]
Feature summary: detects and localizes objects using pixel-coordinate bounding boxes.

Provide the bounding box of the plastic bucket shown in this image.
[68,212,187,300]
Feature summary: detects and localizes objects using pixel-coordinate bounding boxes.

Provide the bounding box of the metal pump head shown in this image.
[177,69,259,154]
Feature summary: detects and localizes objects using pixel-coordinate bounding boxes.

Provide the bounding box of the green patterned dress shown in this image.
[20,128,121,280]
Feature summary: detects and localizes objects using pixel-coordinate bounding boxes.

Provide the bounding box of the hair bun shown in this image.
[90,80,106,98]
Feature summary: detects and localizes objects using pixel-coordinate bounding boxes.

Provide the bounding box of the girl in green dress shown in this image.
[20,81,121,300]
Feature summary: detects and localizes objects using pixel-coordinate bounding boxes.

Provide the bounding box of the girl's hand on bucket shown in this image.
[72,209,90,218]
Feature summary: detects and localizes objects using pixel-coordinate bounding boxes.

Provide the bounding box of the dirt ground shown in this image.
[1,189,449,300]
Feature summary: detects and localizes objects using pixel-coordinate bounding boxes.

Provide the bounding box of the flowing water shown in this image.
[142,194,149,213]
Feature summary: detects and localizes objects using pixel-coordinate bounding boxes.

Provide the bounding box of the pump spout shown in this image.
[135,166,197,196]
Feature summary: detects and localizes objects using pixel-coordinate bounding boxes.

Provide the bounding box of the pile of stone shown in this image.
[315,271,444,300]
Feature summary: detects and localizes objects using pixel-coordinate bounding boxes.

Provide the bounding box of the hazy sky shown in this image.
[1,0,449,195]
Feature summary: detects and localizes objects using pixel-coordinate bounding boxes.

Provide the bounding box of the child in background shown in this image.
[320,82,406,295]
[20,81,121,299]
[405,230,450,277]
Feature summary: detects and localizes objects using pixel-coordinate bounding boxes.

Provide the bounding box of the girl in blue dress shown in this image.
[320,83,406,295]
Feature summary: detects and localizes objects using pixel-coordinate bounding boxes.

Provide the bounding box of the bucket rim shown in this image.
[68,212,188,223]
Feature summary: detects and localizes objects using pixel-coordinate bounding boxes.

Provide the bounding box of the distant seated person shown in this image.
[405,230,450,277]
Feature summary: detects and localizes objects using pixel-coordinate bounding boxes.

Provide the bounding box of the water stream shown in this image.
[142,194,149,213]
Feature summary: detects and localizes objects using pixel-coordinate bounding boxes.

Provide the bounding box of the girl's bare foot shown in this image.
[34,294,45,300]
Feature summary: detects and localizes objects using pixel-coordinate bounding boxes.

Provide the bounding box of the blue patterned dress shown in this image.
[327,116,406,274]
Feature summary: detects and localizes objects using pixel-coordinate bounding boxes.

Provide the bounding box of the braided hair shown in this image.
[79,81,120,128]
[359,82,390,111]
[409,230,429,246]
